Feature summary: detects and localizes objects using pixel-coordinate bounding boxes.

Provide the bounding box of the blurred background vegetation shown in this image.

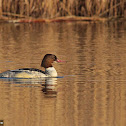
[0,0,125,20]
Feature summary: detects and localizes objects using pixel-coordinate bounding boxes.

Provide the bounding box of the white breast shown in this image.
[45,67,57,77]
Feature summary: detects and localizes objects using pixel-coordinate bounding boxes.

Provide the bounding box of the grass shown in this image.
[0,0,125,21]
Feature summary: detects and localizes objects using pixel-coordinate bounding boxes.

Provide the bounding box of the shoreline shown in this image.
[0,16,125,23]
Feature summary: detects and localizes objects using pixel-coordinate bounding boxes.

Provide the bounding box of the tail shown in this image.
[0,70,11,78]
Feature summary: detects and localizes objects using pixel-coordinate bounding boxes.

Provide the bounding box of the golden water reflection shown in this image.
[0,21,126,126]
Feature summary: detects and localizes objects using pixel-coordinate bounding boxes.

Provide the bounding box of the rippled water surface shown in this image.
[0,21,126,126]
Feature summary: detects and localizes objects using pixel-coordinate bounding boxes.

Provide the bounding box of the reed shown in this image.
[0,0,125,20]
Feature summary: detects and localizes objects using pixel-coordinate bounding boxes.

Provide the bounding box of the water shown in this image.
[0,20,126,126]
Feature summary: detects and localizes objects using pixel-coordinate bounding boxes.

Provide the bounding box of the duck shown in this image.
[0,54,64,78]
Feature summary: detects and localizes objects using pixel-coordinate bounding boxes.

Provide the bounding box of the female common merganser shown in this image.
[0,54,64,78]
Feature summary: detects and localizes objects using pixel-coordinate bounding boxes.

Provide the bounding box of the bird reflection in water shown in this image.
[42,78,57,98]
[0,77,58,97]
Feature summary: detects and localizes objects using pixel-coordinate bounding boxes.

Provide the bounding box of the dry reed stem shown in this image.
[19,0,24,15]
[25,0,30,16]
[0,0,2,17]
[0,0,125,20]
[2,12,30,18]
[8,16,107,23]
[99,1,124,17]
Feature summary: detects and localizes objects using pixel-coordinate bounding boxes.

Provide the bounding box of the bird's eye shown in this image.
[54,56,57,61]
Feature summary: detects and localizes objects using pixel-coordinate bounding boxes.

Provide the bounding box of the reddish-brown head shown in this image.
[41,54,65,68]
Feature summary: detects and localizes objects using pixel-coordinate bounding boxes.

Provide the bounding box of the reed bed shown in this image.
[0,0,125,22]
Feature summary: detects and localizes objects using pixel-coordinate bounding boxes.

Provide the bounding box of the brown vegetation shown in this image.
[0,0,125,22]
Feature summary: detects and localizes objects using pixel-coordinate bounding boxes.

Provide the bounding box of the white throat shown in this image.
[45,67,57,77]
